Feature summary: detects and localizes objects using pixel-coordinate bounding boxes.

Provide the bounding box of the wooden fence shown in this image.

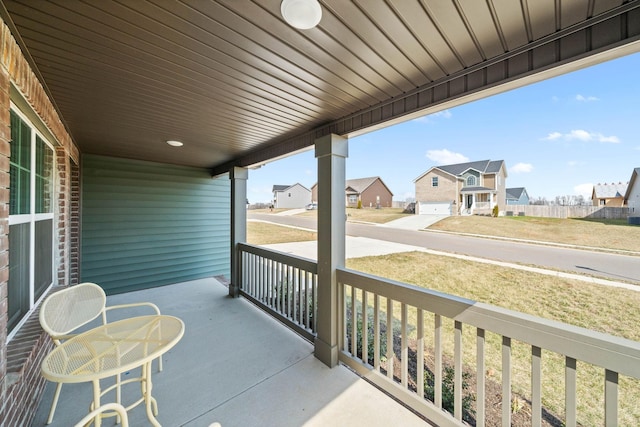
[504,205,629,219]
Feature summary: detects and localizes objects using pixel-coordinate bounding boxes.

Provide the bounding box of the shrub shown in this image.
[357,199,362,209]
[492,204,499,217]
[424,366,475,421]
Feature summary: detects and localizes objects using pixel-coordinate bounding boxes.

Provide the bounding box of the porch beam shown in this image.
[229,167,248,298]
[314,134,347,368]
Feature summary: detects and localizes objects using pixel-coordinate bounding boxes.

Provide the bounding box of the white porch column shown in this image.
[314,134,348,368]
[229,167,248,298]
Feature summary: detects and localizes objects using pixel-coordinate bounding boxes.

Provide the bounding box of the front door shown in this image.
[466,194,473,209]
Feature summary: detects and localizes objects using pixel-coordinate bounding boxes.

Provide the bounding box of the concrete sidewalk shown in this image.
[264,237,640,292]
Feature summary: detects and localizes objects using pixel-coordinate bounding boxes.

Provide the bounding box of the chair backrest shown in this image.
[39,282,107,342]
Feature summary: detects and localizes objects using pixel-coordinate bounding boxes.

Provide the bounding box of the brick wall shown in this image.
[415,170,458,204]
[0,37,9,422]
[0,17,79,426]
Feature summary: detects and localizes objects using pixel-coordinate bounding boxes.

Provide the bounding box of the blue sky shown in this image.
[247,52,639,204]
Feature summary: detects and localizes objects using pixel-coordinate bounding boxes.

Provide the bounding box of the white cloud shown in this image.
[542,129,620,143]
[574,183,593,198]
[567,129,592,141]
[510,163,533,173]
[432,109,452,119]
[542,132,563,140]
[426,149,468,165]
[414,109,452,123]
[551,96,560,103]
[575,94,599,102]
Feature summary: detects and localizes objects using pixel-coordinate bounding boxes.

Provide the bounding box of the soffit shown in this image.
[1,0,637,171]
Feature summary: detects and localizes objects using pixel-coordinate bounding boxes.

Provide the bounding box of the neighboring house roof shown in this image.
[460,186,493,192]
[592,182,629,199]
[345,177,392,195]
[414,159,506,182]
[314,177,394,196]
[506,187,526,200]
[624,168,640,200]
[272,183,310,193]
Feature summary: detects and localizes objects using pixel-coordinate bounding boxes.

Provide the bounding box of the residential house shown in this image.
[1,2,638,426]
[413,160,507,216]
[624,168,640,223]
[592,182,629,207]
[272,183,311,209]
[506,187,530,205]
[311,177,393,208]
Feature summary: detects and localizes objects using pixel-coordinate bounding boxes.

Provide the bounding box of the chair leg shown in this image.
[47,382,63,425]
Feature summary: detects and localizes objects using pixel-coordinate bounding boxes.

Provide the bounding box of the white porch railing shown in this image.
[336,267,640,427]
[474,202,491,209]
[238,243,317,341]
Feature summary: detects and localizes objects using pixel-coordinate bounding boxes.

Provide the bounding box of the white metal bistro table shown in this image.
[41,315,184,427]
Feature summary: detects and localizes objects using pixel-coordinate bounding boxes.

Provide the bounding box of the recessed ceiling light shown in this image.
[281,0,322,30]
[166,140,183,147]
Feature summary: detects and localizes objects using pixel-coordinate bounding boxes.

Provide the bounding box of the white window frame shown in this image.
[431,177,438,187]
[7,103,56,341]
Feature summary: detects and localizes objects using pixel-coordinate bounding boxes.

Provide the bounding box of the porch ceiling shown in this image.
[1,1,639,173]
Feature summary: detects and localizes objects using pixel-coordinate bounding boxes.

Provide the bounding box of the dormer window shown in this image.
[466,176,476,186]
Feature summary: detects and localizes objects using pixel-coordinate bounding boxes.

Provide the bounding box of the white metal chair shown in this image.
[73,402,129,427]
[39,282,162,424]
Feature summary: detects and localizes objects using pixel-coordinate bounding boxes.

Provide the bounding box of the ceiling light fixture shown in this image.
[280,0,322,30]
[166,140,183,147]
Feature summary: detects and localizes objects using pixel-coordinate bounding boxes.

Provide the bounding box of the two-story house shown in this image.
[414,160,507,216]
[272,183,312,209]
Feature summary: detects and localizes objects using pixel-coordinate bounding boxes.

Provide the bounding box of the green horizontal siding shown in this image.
[81,155,230,294]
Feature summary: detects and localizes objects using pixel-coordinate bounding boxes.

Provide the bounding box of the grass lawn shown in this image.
[347,252,640,426]
[247,221,316,245]
[296,207,410,224]
[429,216,640,253]
[246,221,640,425]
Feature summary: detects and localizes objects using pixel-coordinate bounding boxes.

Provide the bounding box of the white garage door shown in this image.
[417,202,451,215]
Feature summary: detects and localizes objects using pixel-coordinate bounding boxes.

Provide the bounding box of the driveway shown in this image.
[379,214,449,230]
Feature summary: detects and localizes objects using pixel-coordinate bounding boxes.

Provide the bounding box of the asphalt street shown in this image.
[248,212,640,285]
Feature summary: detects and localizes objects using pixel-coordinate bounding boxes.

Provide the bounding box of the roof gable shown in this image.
[624,168,640,199]
[414,160,505,182]
[593,182,629,198]
[506,187,526,199]
[273,183,310,193]
[344,177,393,196]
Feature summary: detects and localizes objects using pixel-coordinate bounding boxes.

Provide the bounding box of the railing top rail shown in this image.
[238,242,318,273]
[337,267,640,378]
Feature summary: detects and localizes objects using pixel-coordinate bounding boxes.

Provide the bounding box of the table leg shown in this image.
[143,361,161,427]
[92,380,102,427]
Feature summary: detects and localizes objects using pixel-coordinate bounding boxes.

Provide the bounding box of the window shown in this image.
[8,108,54,335]
[466,176,476,186]
[431,177,438,187]
[348,195,358,204]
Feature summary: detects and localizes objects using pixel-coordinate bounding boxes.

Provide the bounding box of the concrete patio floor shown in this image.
[31,278,429,427]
